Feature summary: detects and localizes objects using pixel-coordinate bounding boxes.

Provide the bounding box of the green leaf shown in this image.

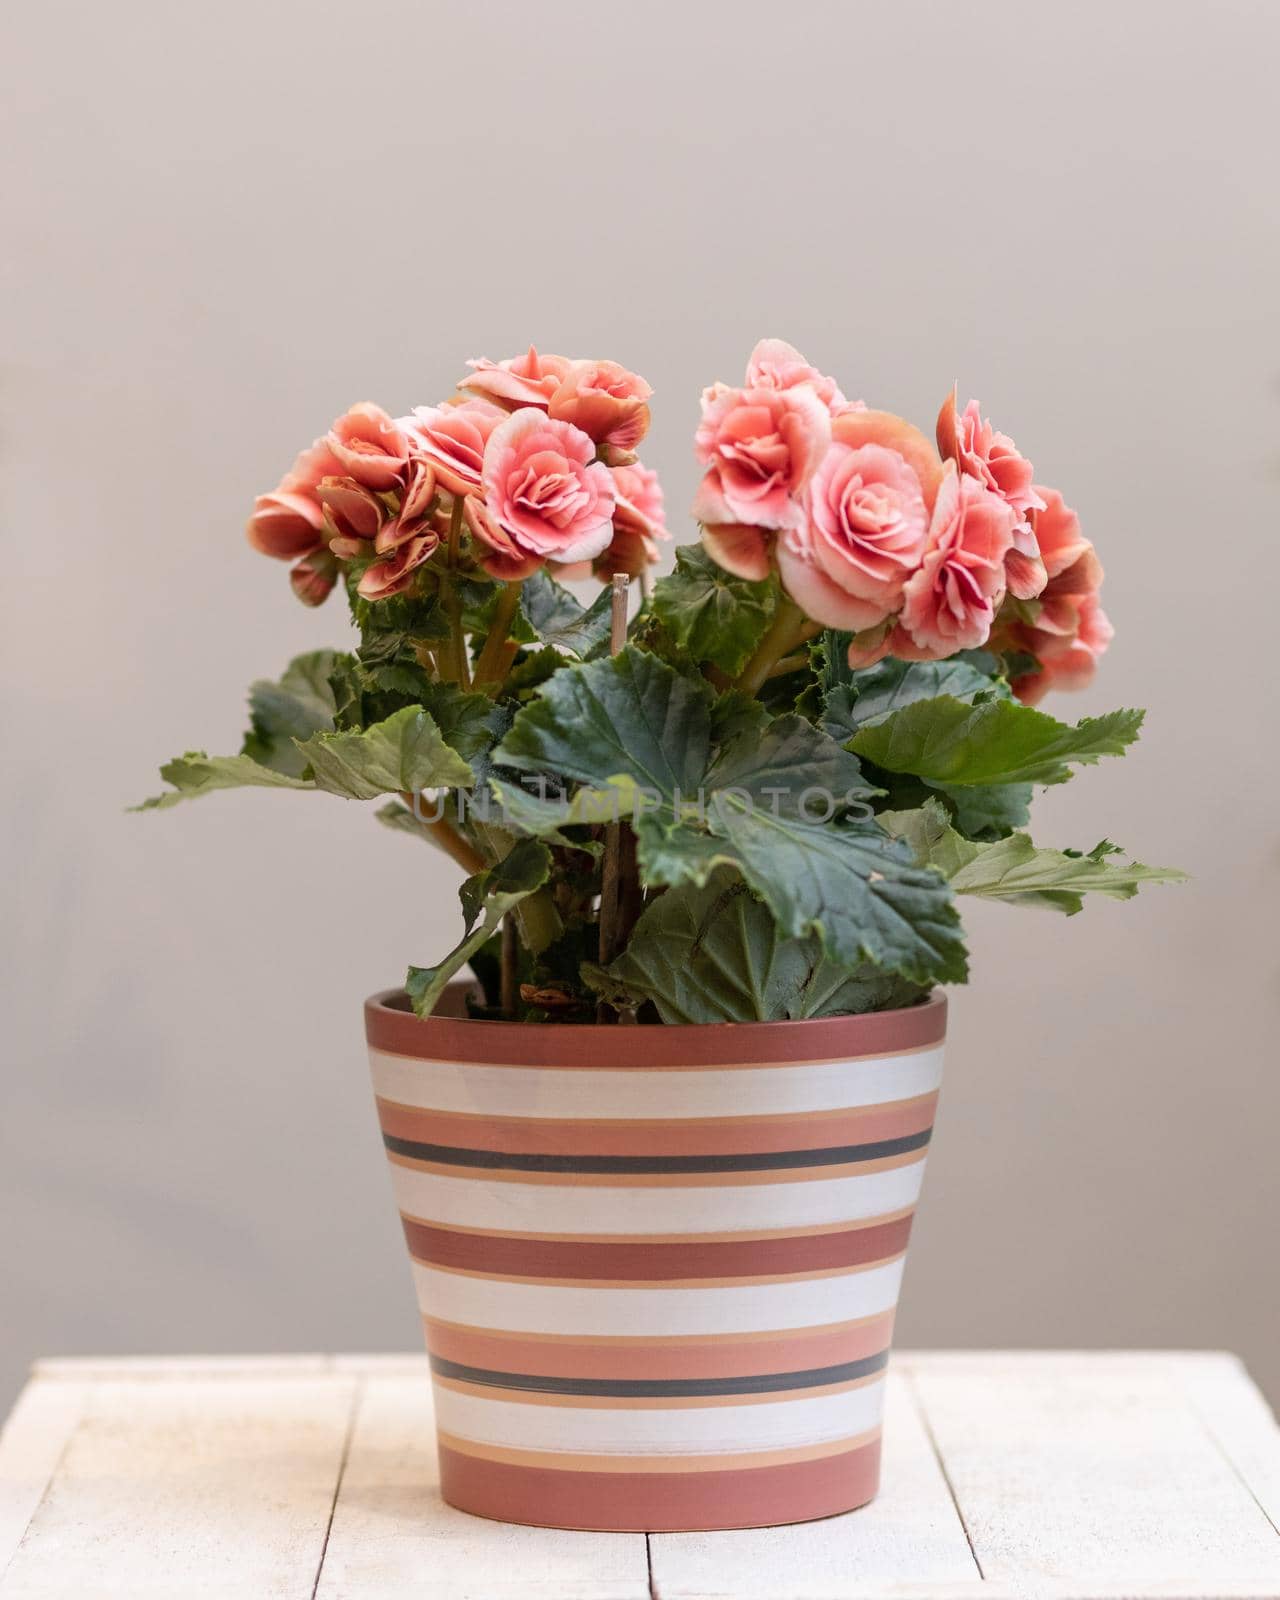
[133,751,314,810]
[494,648,963,984]
[242,650,340,776]
[944,782,1033,839]
[406,838,552,1016]
[297,706,474,800]
[705,698,880,806]
[651,546,778,675]
[349,585,451,647]
[590,868,930,1023]
[328,636,435,731]
[821,656,1002,742]
[496,647,716,801]
[417,681,509,780]
[804,643,1025,835]
[520,571,614,658]
[651,796,967,984]
[851,697,1145,787]
[881,799,1186,914]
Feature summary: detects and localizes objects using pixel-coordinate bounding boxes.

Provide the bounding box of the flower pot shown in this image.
[365,986,946,1532]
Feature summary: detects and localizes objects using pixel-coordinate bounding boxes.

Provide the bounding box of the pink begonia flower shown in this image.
[316,476,389,560]
[557,462,671,580]
[772,408,944,630]
[246,437,343,561]
[700,521,774,582]
[326,403,410,491]
[357,531,441,601]
[1031,486,1102,591]
[998,485,1111,702]
[694,382,831,539]
[548,360,653,454]
[374,459,438,555]
[459,346,573,412]
[937,389,1046,600]
[404,399,505,496]
[1010,594,1114,704]
[745,338,848,413]
[777,441,932,631]
[467,409,615,581]
[289,550,339,607]
[898,464,1017,656]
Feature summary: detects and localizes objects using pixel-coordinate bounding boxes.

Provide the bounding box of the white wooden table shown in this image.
[1,1353,1277,1599]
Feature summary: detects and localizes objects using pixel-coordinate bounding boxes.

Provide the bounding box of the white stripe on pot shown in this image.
[432,1376,887,1455]
[369,1048,945,1121]
[412,1257,906,1337]
[390,1158,928,1236]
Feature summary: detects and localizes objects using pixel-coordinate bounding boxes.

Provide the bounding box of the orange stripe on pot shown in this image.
[436,1437,883,1530]
[425,1306,896,1348]
[401,1214,914,1280]
[402,1207,918,1246]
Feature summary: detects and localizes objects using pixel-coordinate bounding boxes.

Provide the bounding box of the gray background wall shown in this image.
[3,1,1277,1418]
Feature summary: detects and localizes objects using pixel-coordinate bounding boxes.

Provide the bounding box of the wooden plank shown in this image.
[0,1375,357,1598]
[647,1369,981,1600]
[31,1356,337,1381]
[910,1351,1280,1597]
[314,1373,648,1600]
[0,1381,91,1582]
[1176,1353,1280,1538]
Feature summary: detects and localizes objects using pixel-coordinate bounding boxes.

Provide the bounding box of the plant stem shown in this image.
[765,650,811,680]
[447,492,464,566]
[500,916,518,1018]
[398,792,486,874]
[473,580,523,690]
[735,599,820,696]
[597,575,631,1018]
[440,497,470,687]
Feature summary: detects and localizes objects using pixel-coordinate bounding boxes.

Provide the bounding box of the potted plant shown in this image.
[140,340,1181,1532]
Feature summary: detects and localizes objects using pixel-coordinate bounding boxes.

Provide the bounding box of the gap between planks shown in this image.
[901,1363,984,1583]
[310,1374,363,1600]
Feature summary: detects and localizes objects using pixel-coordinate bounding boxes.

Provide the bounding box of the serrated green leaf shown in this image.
[654,796,967,984]
[241,650,341,777]
[851,697,1144,787]
[821,656,1002,742]
[651,546,778,675]
[406,838,552,1016]
[417,681,509,780]
[944,782,1032,839]
[808,645,1025,834]
[133,751,315,810]
[297,706,474,800]
[880,798,1186,913]
[496,647,715,799]
[520,571,614,658]
[494,648,962,984]
[589,868,927,1023]
[138,651,346,808]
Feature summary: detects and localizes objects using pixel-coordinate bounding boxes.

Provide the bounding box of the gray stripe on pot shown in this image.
[381,1128,933,1174]
[428,1348,892,1398]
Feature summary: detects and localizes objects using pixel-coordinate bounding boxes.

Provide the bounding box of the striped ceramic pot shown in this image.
[365,987,946,1533]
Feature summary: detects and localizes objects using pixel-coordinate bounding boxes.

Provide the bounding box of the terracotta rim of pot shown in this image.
[365,985,946,1067]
